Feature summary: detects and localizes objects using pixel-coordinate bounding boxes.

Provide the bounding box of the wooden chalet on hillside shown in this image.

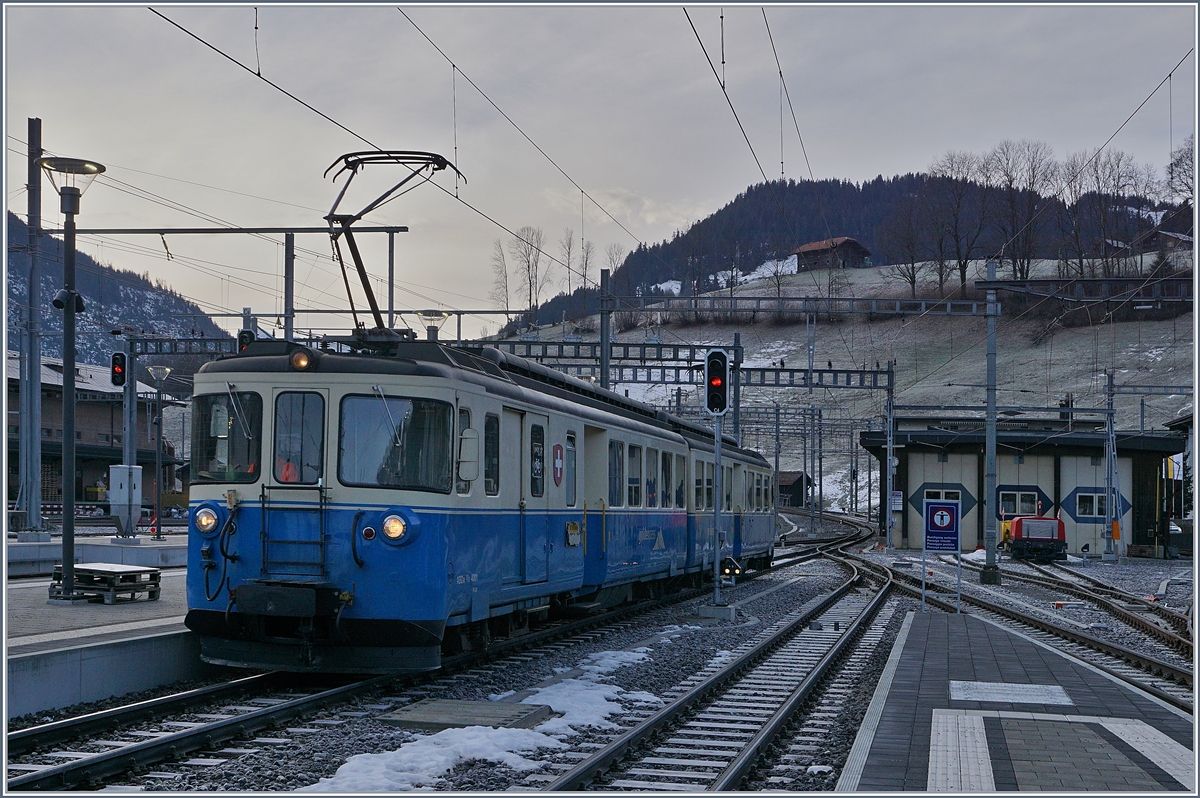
[790,237,872,271]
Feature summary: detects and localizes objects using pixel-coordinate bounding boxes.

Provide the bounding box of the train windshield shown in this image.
[339,395,453,492]
[193,392,264,483]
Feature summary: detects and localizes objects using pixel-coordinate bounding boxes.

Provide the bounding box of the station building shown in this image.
[860,412,1188,556]
[6,351,180,514]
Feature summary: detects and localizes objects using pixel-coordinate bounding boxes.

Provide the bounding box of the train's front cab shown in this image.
[184,341,463,672]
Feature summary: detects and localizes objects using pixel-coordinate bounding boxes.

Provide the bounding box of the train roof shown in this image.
[197,339,769,466]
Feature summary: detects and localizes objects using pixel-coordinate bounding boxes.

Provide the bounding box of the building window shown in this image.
[1000,490,1038,517]
[1013,454,1025,464]
[98,433,110,443]
[1076,493,1107,517]
[7,425,17,436]
[1090,456,1102,467]
[937,452,948,463]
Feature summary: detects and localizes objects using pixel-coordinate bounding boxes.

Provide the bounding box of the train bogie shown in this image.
[185,341,777,673]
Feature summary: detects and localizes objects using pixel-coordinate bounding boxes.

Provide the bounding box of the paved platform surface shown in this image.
[7,568,188,655]
[838,612,1194,792]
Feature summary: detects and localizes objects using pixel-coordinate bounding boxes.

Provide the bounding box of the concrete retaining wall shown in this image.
[7,630,224,719]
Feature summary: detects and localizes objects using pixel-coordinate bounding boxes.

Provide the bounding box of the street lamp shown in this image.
[39,156,105,603]
[146,365,172,541]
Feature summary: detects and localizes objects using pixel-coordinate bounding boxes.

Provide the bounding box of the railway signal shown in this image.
[236,329,254,352]
[704,349,729,415]
[110,352,127,387]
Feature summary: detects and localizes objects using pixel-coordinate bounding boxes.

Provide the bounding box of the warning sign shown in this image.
[923,499,961,553]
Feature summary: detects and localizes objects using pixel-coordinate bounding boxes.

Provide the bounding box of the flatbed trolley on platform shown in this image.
[48,563,161,604]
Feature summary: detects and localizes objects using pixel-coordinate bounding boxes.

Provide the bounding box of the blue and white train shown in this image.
[185,340,777,672]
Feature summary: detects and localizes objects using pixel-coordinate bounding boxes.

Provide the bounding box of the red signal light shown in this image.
[710,377,722,387]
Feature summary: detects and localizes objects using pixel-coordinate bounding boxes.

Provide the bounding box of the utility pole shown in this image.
[981,260,1001,584]
[1105,370,1118,560]
[885,363,895,553]
[818,407,824,530]
[19,117,43,532]
[387,230,395,329]
[599,269,611,390]
[731,332,741,444]
[284,233,295,341]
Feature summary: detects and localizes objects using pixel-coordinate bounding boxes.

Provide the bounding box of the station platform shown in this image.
[838,612,1194,792]
[6,566,225,719]
[6,533,188,577]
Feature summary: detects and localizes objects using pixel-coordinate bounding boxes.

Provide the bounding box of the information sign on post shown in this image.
[922,499,962,612]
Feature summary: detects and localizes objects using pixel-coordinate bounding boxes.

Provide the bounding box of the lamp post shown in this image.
[146,365,172,541]
[38,156,105,603]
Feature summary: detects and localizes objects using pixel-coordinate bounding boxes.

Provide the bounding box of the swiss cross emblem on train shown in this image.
[553,444,564,486]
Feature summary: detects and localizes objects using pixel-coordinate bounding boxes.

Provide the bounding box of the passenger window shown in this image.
[660,451,672,509]
[531,424,545,498]
[747,472,754,510]
[756,474,763,511]
[646,448,659,508]
[484,414,500,496]
[456,408,471,495]
[706,463,715,510]
[724,466,732,510]
[274,391,323,484]
[608,441,624,507]
[694,459,704,509]
[766,476,773,508]
[565,433,577,507]
[675,454,687,508]
[627,445,642,506]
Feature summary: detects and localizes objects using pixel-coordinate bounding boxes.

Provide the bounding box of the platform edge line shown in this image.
[835,609,915,791]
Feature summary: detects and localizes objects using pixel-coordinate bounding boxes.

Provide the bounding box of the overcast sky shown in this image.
[5,4,1196,338]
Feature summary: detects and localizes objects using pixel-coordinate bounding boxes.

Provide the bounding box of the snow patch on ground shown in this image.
[577,649,651,679]
[523,678,662,735]
[298,726,565,792]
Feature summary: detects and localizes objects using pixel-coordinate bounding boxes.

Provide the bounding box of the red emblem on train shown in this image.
[553,444,564,486]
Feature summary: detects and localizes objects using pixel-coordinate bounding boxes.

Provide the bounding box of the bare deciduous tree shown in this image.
[509,226,550,318]
[488,239,511,322]
[881,193,926,298]
[927,150,994,293]
[988,139,1057,280]
[1167,134,1194,205]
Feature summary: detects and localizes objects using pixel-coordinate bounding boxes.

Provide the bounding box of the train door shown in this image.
[522,412,551,584]
[263,388,329,579]
[500,408,523,586]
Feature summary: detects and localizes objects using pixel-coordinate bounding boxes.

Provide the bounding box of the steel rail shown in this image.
[7,675,395,790]
[847,555,1193,714]
[846,552,1194,694]
[543,545,864,791]
[952,558,1192,655]
[708,552,894,790]
[1040,560,1192,635]
[6,673,278,757]
[7,534,857,790]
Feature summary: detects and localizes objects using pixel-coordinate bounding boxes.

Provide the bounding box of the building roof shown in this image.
[6,350,154,397]
[789,236,871,257]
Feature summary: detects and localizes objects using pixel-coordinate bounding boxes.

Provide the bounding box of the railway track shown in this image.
[847,552,1194,713]
[543,544,891,790]
[7,530,865,791]
[944,557,1193,656]
[1040,560,1192,637]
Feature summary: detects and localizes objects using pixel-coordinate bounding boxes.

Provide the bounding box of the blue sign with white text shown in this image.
[923,499,961,553]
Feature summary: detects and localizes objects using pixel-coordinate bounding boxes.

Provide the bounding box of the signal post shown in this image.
[701,349,732,617]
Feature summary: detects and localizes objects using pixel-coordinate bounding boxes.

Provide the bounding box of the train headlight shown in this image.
[195,507,219,534]
[289,348,313,371]
[382,515,407,540]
